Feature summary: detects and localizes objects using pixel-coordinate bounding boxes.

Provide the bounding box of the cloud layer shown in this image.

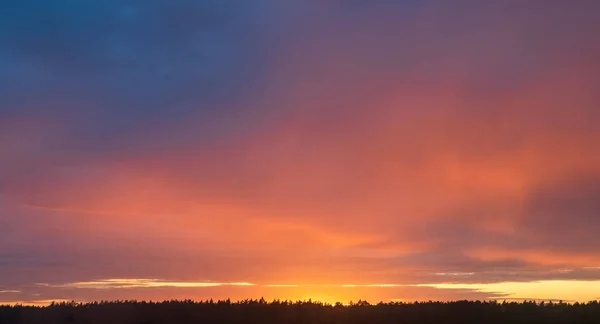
[1,0,600,303]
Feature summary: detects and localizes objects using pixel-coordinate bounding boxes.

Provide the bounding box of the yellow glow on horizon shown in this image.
[263,284,300,287]
[25,279,600,303]
[416,280,600,302]
[0,299,73,306]
[342,284,405,288]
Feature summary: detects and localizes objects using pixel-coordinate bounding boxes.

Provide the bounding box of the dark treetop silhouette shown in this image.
[2,299,600,324]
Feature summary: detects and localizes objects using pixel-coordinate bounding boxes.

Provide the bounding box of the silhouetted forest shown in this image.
[2,299,600,324]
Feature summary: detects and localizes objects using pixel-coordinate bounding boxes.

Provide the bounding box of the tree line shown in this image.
[1,299,600,324]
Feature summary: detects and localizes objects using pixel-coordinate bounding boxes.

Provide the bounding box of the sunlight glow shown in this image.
[26,279,600,303]
[1,299,72,306]
[263,284,300,287]
[342,284,406,288]
[415,280,600,302]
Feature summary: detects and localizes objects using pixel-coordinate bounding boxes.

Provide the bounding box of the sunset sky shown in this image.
[1,1,600,305]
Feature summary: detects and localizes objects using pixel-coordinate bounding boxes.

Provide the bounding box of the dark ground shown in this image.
[1,299,600,324]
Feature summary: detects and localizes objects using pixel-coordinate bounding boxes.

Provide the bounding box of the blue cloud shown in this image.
[1,0,278,150]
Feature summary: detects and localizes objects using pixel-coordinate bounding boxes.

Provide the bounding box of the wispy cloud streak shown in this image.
[38,279,255,289]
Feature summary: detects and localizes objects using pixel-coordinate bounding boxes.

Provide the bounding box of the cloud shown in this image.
[38,279,255,289]
[520,175,600,250]
[1,0,600,303]
[0,0,277,158]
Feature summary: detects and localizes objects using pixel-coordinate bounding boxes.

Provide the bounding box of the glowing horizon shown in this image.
[1,278,598,305]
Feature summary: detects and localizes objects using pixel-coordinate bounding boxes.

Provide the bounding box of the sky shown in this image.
[1,0,600,305]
